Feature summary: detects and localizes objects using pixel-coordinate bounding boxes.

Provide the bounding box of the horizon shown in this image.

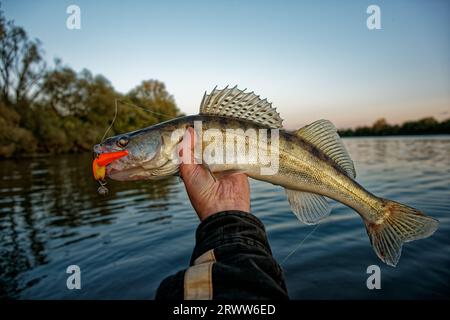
[2,0,449,129]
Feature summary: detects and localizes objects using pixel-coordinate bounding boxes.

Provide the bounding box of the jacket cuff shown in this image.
[191,211,271,264]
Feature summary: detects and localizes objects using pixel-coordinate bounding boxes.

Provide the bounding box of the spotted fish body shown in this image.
[94,86,438,267]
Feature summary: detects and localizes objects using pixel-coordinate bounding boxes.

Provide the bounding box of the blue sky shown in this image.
[3,0,449,128]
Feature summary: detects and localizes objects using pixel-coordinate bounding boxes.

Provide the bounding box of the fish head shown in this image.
[93,127,180,181]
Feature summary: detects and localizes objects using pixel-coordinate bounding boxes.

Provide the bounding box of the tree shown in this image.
[127,80,180,122]
[41,62,116,118]
[0,100,36,157]
[0,9,46,105]
[372,118,388,131]
[36,63,122,152]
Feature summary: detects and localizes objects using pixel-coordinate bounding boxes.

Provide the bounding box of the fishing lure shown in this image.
[92,150,128,196]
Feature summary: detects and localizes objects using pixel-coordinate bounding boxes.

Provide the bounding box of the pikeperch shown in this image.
[93,86,438,266]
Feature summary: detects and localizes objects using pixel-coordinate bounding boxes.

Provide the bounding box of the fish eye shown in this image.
[117,137,129,148]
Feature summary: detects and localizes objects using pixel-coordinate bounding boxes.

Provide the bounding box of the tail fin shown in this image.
[365,200,438,267]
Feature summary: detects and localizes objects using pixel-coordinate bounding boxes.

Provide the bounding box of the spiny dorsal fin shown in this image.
[199,86,283,128]
[285,189,331,224]
[296,119,356,178]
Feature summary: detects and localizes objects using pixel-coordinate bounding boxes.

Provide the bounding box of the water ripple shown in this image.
[0,136,449,299]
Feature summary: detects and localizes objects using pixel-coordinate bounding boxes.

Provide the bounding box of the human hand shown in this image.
[178,127,250,221]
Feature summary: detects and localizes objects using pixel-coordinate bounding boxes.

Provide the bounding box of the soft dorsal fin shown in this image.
[199,86,283,128]
[296,119,356,178]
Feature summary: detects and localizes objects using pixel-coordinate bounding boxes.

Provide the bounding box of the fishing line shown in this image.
[100,98,175,143]
[281,222,321,266]
[115,99,174,118]
[101,99,119,143]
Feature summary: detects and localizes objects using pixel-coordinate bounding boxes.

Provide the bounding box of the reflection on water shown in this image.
[0,136,449,299]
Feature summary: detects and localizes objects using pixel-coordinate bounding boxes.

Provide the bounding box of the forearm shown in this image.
[156,211,289,300]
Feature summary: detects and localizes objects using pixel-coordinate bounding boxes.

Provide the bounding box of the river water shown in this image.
[0,136,449,299]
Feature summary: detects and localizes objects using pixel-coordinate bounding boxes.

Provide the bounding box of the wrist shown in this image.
[197,200,250,221]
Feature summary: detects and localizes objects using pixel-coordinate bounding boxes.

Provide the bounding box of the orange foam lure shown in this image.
[93,150,128,180]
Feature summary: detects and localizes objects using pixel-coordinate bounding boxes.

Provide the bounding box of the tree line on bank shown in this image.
[338,117,450,137]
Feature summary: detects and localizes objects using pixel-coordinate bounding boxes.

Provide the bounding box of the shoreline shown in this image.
[2,134,449,160]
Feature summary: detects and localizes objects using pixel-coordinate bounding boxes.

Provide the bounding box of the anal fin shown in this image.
[285,189,331,225]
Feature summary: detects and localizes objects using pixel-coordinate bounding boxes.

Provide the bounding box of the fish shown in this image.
[93,86,439,267]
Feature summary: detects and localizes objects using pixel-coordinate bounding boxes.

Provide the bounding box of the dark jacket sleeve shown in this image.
[155,211,289,300]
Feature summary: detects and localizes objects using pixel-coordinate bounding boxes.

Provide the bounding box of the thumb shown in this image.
[178,127,211,184]
[178,126,195,166]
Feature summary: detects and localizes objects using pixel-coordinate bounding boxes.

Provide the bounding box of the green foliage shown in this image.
[0,102,37,157]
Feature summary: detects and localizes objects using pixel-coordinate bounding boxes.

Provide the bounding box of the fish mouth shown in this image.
[92,150,129,181]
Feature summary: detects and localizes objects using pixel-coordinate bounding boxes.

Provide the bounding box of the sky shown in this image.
[3,0,449,129]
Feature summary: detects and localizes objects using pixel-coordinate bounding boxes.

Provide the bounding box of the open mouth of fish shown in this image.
[92,150,129,181]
